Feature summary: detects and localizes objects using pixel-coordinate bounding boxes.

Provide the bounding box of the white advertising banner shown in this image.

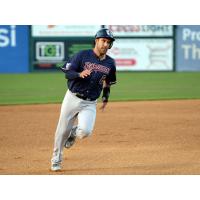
[32,25,101,37]
[108,39,173,71]
[106,25,173,37]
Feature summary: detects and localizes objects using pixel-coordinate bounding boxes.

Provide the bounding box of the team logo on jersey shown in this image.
[84,62,110,74]
[65,62,71,70]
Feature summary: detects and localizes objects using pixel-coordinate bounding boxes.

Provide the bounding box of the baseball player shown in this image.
[51,28,116,171]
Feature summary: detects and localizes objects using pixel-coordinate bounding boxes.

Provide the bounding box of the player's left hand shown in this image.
[99,102,108,112]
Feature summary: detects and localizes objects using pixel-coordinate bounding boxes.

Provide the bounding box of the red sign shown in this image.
[115,59,137,66]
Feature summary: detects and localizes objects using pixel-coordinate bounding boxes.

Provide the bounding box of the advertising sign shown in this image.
[32,25,101,37]
[33,39,93,70]
[106,25,173,37]
[36,42,65,62]
[0,25,29,73]
[33,41,65,70]
[107,39,173,71]
[176,25,200,71]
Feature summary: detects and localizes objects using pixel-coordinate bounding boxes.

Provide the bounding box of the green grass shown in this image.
[110,72,200,101]
[0,72,200,105]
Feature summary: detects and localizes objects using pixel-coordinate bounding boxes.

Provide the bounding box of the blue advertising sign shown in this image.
[176,25,200,71]
[0,25,29,73]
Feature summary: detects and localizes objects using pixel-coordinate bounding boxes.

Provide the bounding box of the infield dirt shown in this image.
[0,100,200,175]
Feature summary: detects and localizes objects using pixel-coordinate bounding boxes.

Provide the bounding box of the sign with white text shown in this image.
[176,25,200,71]
[0,25,29,73]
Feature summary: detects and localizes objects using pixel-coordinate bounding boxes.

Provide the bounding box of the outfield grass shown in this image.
[0,72,200,105]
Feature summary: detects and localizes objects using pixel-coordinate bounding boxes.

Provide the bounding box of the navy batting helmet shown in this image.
[95,28,115,48]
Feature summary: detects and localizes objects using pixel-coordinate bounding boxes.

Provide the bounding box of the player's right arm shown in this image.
[61,63,91,79]
[60,62,79,79]
[60,51,91,80]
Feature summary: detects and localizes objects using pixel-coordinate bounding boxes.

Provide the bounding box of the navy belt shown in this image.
[75,93,96,101]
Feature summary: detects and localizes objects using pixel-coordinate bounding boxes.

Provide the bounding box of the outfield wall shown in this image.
[1,25,200,73]
[30,25,175,72]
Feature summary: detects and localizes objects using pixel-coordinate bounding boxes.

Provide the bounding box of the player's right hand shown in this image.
[79,69,92,78]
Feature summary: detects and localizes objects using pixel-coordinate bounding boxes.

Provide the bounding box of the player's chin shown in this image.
[100,49,107,54]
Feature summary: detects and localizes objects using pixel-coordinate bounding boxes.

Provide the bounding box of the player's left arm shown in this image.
[102,82,110,103]
[100,64,117,111]
[99,82,111,111]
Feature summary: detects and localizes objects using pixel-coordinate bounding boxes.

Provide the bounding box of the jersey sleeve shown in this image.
[105,61,117,85]
[69,51,82,71]
[60,51,83,80]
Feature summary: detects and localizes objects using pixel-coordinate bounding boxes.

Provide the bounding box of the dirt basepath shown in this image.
[0,100,200,174]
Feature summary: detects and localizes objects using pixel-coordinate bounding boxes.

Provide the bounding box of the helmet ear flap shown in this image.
[109,42,113,49]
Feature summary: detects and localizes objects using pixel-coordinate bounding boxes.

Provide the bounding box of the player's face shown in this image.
[95,38,112,55]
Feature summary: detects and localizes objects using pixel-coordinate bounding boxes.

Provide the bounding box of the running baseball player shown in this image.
[51,28,116,171]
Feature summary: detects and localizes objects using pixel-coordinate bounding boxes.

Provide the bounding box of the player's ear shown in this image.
[93,38,98,47]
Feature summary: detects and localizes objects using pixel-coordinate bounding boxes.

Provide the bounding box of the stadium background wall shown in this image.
[1,25,200,73]
[0,25,29,73]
